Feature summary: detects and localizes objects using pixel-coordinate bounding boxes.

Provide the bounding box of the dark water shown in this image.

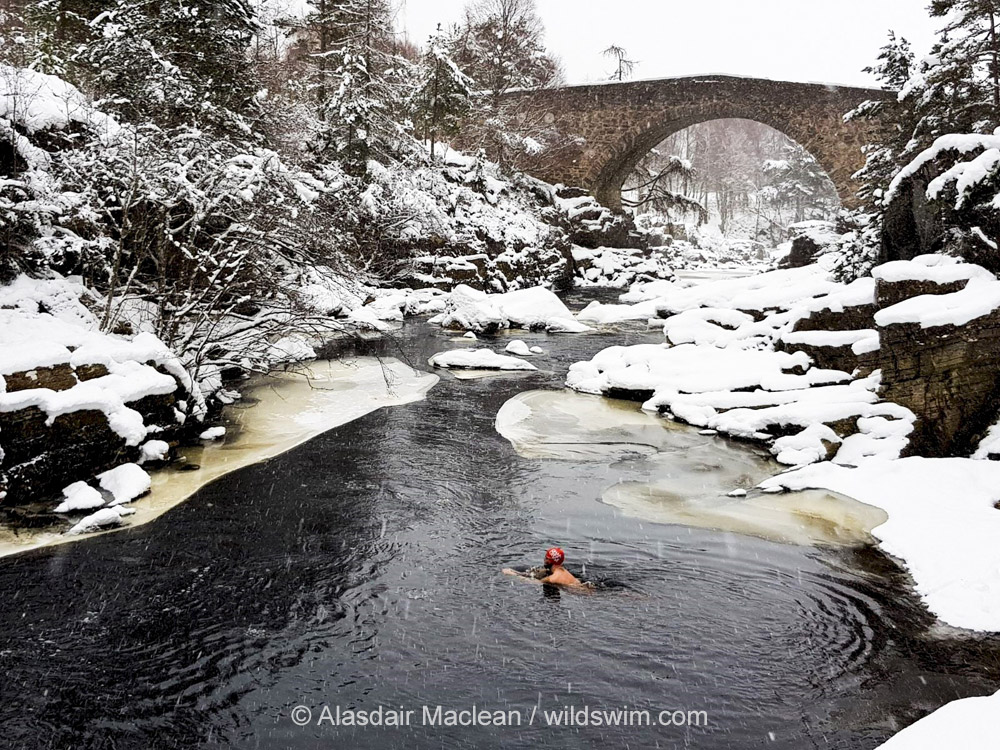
[2,293,1000,749]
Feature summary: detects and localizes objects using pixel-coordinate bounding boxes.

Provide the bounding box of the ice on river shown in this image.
[496,389,887,547]
[604,483,888,547]
[495,388,705,461]
[0,358,438,557]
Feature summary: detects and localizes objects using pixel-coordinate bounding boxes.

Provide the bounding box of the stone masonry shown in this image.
[500,75,892,210]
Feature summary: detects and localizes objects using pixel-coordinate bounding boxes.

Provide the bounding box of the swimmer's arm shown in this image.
[502,568,545,584]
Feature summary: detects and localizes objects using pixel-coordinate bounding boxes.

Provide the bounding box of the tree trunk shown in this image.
[990,11,1000,109]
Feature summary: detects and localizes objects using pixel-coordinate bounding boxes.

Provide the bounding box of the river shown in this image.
[0,289,998,749]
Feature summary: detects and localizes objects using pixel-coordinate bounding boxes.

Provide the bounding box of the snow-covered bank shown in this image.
[0,275,204,505]
[876,689,1000,749]
[562,253,1000,634]
[0,358,437,557]
[566,262,915,468]
[760,458,1000,632]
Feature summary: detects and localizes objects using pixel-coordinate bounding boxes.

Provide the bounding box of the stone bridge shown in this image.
[501,75,893,210]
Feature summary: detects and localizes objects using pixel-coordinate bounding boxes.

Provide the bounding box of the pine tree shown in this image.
[863,30,914,90]
[307,0,411,171]
[929,0,1000,114]
[762,147,837,224]
[849,31,918,209]
[85,0,259,134]
[413,24,472,159]
[602,44,636,82]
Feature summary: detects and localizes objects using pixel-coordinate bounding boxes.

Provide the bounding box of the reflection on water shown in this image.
[0,358,437,558]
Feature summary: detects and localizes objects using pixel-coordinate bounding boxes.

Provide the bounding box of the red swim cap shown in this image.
[544,547,565,566]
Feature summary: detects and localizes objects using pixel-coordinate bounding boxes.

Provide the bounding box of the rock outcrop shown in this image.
[0,276,203,508]
[0,361,190,506]
[872,261,1000,457]
[776,255,1000,458]
[880,152,1000,275]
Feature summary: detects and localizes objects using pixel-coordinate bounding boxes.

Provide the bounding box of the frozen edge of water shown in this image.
[0,358,439,559]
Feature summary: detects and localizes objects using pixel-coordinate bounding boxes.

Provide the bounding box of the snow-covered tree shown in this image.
[446,0,566,171]
[303,0,413,171]
[865,29,915,90]
[451,0,561,101]
[849,31,918,209]
[412,24,472,159]
[762,147,839,224]
[928,0,1000,115]
[84,0,259,134]
[623,151,705,223]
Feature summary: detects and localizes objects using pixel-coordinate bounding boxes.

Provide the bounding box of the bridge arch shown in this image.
[500,76,891,211]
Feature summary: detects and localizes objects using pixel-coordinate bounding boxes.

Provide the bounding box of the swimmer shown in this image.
[503,547,592,589]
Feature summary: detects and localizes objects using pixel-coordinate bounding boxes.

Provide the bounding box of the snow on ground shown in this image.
[429,284,594,333]
[566,343,910,466]
[566,262,914,469]
[760,458,1000,632]
[875,689,1000,749]
[429,348,537,371]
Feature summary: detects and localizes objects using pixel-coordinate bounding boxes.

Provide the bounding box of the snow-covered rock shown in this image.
[504,340,532,356]
[571,245,676,288]
[54,481,105,513]
[432,285,593,333]
[97,463,151,506]
[67,506,132,535]
[138,440,170,464]
[428,349,537,371]
[0,274,203,506]
[199,426,226,441]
